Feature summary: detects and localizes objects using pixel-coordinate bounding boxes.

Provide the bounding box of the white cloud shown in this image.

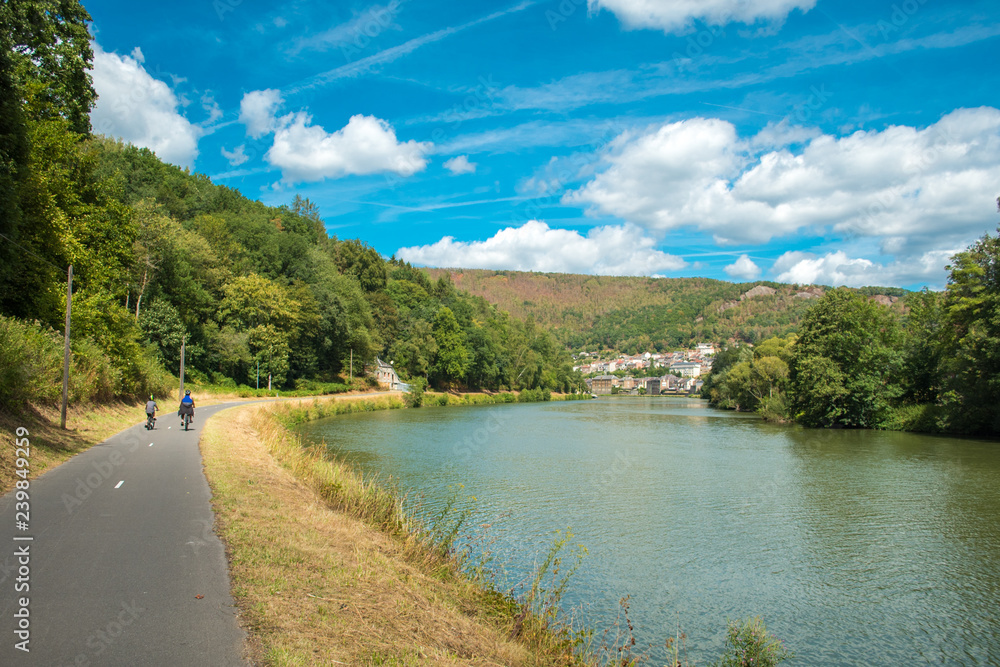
[443,155,476,175]
[266,113,431,183]
[772,248,959,288]
[288,1,402,55]
[568,108,1000,257]
[90,43,202,167]
[397,220,686,276]
[201,92,223,124]
[239,89,284,139]
[724,254,762,280]
[588,0,816,33]
[221,144,249,166]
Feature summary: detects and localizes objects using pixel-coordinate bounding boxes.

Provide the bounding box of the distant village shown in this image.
[575,344,715,396]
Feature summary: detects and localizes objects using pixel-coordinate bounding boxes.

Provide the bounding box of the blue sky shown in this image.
[86,0,1000,289]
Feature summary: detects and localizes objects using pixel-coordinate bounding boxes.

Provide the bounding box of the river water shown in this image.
[298,397,1000,665]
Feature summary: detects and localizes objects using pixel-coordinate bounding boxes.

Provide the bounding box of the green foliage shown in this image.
[938,226,1000,434]
[431,306,470,388]
[789,289,903,428]
[0,315,63,409]
[403,377,427,408]
[715,616,793,667]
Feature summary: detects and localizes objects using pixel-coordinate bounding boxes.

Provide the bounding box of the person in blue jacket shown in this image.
[179,390,195,425]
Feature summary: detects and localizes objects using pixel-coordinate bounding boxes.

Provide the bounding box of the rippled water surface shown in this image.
[299,397,1000,665]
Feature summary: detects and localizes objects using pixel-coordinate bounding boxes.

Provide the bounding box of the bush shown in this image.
[0,316,63,409]
[715,616,792,667]
[403,377,426,408]
[69,338,121,403]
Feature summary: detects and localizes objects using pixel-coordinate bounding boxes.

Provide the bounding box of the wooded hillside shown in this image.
[426,269,906,352]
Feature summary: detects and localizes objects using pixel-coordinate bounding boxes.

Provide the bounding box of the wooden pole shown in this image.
[60,265,72,429]
[179,334,186,397]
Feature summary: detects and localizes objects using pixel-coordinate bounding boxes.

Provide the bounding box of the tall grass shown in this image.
[0,315,170,410]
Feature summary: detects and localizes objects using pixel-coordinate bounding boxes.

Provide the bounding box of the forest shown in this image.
[0,0,583,414]
[429,269,908,352]
[701,232,1000,436]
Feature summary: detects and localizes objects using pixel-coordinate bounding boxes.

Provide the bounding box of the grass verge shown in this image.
[201,395,588,665]
[0,401,147,494]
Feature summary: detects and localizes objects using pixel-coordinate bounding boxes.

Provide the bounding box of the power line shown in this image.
[0,232,63,271]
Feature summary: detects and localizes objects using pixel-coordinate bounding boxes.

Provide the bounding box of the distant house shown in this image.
[591,374,617,395]
[669,361,702,378]
[372,357,403,390]
[646,378,661,395]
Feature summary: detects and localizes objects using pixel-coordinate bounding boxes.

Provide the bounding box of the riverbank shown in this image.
[201,394,588,665]
[0,386,382,494]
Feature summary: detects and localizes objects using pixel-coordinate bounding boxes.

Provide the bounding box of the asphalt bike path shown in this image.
[0,401,254,666]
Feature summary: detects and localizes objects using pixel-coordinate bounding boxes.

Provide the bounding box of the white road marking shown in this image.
[149,443,154,447]
[115,480,124,489]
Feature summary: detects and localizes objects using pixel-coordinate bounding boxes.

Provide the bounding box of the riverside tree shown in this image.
[789,289,903,428]
[939,225,1000,433]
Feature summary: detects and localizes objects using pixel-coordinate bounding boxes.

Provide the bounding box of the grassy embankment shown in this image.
[0,377,369,494]
[200,391,594,666]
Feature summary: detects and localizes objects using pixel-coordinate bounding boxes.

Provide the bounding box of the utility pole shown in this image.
[267,347,272,391]
[350,348,353,385]
[60,265,72,429]
[256,358,259,389]
[179,334,186,397]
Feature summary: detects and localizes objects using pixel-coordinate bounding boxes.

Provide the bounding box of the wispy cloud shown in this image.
[414,22,1000,119]
[287,1,535,94]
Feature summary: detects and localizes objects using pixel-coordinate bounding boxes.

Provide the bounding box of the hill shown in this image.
[425,269,907,352]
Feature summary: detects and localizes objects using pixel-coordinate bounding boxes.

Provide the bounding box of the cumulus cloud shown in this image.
[772,248,959,288]
[724,254,762,280]
[587,0,816,33]
[239,89,284,139]
[90,43,202,167]
[443,155,477,175]
[397,220,686,276]
[266,113,431,183]
[568,108,1000,257]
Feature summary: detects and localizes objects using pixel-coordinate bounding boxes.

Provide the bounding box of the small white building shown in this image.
[372,357,403,390]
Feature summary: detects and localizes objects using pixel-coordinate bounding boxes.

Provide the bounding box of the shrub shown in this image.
[0,316,63,409]
[403,377,426,408]
[715,616,792,667]
[69,338,121,403]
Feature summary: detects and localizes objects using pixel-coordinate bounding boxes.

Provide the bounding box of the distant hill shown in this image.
[425,269,908,352]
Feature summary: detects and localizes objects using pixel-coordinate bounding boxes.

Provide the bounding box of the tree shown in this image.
[939,226,1000,433]
[431,306,469,389]
[334,239,387,292]
[789,289,903,428]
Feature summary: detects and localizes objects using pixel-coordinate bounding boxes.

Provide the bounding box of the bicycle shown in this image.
[145,413,156,430]
[183,412,192,431]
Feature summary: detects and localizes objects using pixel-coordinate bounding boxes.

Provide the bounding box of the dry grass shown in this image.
[200,397,585,666]
[0,401,147,493]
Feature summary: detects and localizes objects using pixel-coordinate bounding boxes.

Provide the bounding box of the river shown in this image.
[298,397,1000,666]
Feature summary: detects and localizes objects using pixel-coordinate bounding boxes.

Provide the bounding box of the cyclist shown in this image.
[179,390,195,427]
[145,395,158,429]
